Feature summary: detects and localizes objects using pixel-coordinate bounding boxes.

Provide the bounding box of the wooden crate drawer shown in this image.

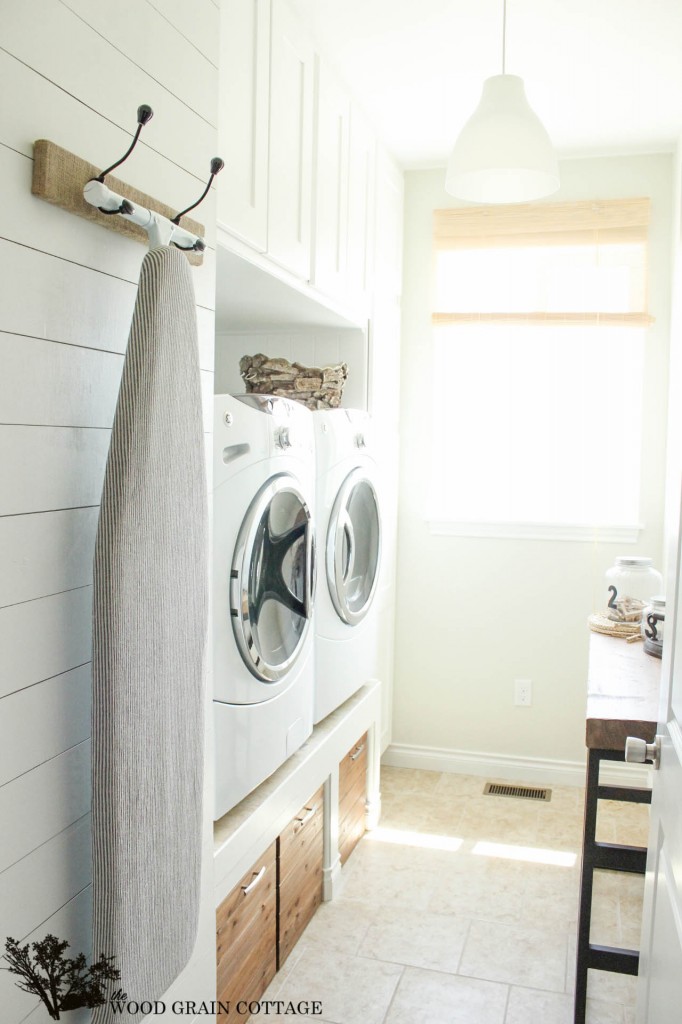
[217,841,277,1018]
[277,787,324,968]
[339,732,368,799]
[216,841,277,960]
[338,733,368,866]
[278,856,323,966]
[339,766,366,825]
[278,785,324,881]
[339,790,366,866]
[216,905,277,1011]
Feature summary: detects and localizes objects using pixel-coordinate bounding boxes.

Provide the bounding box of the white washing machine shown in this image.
[313,409,382,724]
[213,394,316,819]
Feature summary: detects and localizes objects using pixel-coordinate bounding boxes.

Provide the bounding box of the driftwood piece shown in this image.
[240,353,348,410]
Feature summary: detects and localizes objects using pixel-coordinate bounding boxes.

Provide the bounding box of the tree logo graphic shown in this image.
[2,933,123,1020]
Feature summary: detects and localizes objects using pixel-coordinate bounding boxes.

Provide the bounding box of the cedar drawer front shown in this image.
[339,767,366,826]
[277,787,325,968]
[339,733,368,800]
[278,855,323,967]
[216,910,277,1018]
[278,785,324,882]
[339,789,366,865]
[216,841,277,1016]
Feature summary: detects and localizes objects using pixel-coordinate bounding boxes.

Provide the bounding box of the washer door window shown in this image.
[231,474,314,682]
[326,469,380,626]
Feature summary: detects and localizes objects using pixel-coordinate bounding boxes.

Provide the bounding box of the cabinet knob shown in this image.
[275,426,292,449]
[625,735,662,770]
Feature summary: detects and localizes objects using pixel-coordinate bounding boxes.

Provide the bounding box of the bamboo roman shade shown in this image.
[433,197,653,328]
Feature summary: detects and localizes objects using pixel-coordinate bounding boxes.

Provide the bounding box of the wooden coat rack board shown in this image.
[31,140,205,266]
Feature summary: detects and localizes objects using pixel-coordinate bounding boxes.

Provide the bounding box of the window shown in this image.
[429,198,653,539]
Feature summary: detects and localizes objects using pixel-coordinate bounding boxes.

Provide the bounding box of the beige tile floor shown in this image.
[262,766,649,1023]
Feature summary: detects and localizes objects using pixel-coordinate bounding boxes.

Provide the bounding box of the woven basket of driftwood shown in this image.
[239,353,348,411]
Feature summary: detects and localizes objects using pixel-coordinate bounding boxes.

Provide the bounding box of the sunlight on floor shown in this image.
[364,826,464,852]
[472,839,578,868]
[364,828,577,865]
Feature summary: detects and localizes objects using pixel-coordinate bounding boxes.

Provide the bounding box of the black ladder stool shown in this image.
[574,632,660,1024]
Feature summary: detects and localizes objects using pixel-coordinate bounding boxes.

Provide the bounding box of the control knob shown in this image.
[275,427,293,450]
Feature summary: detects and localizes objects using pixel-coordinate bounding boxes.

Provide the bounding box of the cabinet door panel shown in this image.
[339,732,368,799]
[268,0,315,279]
[277,787,324,967]
[278,858,323,966]
[339,769,366,825]
[373,146,404,300]
[278,785,324,880]
[216,909,277,1014]
[339,792,366,866]
[311,58,349,299]
[346,107,376,309]
[218,0,270,250]
[339,733,368,865]
[216,841,277,998]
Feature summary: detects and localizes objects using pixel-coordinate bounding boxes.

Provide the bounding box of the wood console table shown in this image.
[574,632,661,1024]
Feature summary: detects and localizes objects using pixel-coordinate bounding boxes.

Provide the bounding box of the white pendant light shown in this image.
[445,0,559,204]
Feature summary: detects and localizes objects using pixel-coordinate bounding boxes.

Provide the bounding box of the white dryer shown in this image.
[213,394,316,819]
[313,409,382,724]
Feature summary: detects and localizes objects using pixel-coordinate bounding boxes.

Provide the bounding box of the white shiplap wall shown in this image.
[0,2,218,1021]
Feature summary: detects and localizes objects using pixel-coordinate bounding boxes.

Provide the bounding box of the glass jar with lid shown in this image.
[642,595,665,657]
[605,556,663,623]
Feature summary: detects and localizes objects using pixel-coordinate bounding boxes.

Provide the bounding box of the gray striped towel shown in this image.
[92,245,208,1022]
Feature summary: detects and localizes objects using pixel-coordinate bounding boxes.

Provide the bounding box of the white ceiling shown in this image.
[289,0,682,167]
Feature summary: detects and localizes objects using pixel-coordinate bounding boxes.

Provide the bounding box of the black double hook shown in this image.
[96,104,154,183]
[89,104,223,247]
[90,104,154,214]
[170,157,224,251]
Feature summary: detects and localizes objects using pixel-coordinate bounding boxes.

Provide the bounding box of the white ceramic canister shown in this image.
[605,556,663,623]
[642,595,666,658]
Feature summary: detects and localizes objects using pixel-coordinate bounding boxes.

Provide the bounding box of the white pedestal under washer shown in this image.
[213,394,316,819]
[313,409,382,724]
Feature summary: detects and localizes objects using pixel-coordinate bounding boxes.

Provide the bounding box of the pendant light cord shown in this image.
[502,0,507,74]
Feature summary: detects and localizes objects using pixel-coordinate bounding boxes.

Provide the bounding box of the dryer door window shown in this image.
[231,474,314,682]
[326,468,381,626]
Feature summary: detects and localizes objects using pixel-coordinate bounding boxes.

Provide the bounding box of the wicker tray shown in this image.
[588,612,642,640]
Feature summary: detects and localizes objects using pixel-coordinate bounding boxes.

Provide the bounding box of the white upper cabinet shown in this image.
[217,0,393,304]
[374,144,404,302]
[267,0,315,279]
[218,0,271,252]
[310,57,350,300]
[346,105,376,311]
[368,145,404,432]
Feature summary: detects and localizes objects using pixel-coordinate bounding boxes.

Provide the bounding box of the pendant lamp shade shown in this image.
[445,75,560,204]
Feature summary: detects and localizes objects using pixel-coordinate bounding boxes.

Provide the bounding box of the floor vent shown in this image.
[483,782,551,802]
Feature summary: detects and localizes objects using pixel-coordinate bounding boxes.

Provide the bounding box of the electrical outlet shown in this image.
[514,679,532,706]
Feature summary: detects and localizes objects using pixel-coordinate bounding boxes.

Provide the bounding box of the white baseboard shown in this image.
[365,791,382,831]
[381,742,651,791]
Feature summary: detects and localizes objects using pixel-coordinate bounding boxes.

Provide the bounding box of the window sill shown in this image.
[427,520,643,543]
